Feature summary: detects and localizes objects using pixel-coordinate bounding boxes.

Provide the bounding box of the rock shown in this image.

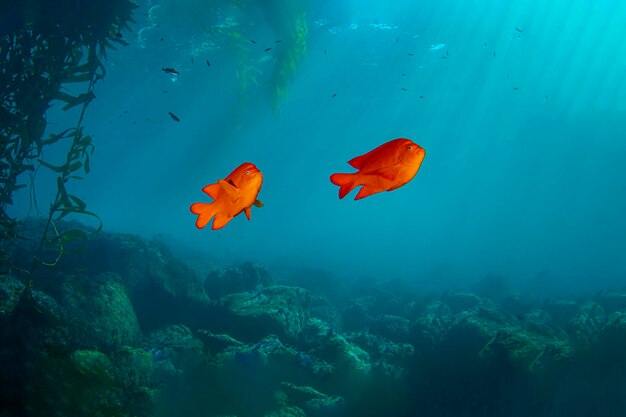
[543,298,579,327]
[279,381,343,416]
[310,331,371,377]
[70,349,115,385]
[61,272,141,352]
[442,290,482,314]
[480,326,571,370]
[594,291,626,314]
[0,274,25,317]
[197,330,245,354]
[596,311,626,360]
[369,314,412,342]
[568,302,606,348]
[149,324,204,369]
[341,300,374,332]
[204,262,272,299]
[410,301,453,351]
[219,286,311,342]
[347,332,414,367]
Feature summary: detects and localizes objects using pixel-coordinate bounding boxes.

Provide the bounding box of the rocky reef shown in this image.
[1,220,625,417]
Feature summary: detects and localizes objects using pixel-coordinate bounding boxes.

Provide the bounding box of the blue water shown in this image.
[25,0,626,295]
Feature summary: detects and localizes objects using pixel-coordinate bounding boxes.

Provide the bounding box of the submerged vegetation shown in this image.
[0,0,136,276]
[202,0,309,115]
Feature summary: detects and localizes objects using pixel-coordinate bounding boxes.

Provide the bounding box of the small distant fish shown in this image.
[250,40,257,44]
[407,53,415,56]
[264,47,272,52]
[324,49,327,54]
[484,42,487,48]
[275,40,282,43]
[515,27,523,33]
[116,32,123,38]
[168,111,180,122]
[331,93,337,98]
[513,87,519,91]
[160,38,164,41]
[429,43,446,51]
[545,94,549,101]
[419,96,424,99]
[493,52,496,57]
[191,57,194,64]
[401,88,408,91]
[401,73,406,76]
[206,60,211,67]
[162,67,179,76]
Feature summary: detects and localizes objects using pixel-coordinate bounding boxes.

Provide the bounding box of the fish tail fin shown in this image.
[190,202,217,229]
[330,173,357,199]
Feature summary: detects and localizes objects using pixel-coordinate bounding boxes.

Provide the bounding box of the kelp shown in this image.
[203,0,309,116]
[265,13,308,116]
[0,1,136,279]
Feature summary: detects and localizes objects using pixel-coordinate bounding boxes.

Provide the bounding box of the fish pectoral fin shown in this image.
[218,179,240,201]
[244,207,252,220]
[370,166,397,181]
[253,199,264,208]
[201,183,221,199]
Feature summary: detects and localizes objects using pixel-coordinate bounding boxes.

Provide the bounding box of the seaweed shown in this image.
[0,0,137,281]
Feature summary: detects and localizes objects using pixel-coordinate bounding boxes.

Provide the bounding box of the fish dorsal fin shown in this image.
[244,207,252,220]
[349,139,409,171]
[201,183,221,200]
[218,179,240,201]
[348,154,368,170]
[253,200,264,208]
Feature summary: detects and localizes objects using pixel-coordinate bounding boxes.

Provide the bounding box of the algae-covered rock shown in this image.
[594,291,626,314]
[568,301,606,348]
[544,298,580,327]
[310,331,371,377]
[442,290,483,314]
[204,262,272,299]
[61,272,141,352]
[369,314,412,343]
[279,381,343,416]
[219,286,311,342]
[596,311,626,363]
[149,324,204,369]
[71,349,115,385]
[0,274,25,317]
[197,330,245,354]
[410,301,453,351]
[347,332,414,366]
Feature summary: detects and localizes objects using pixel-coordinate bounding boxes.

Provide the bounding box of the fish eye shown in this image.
[245,170,250,175]
[407,145,413,151]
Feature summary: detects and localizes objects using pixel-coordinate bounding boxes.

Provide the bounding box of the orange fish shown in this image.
[330,138,425,200]
[190,162,264,230]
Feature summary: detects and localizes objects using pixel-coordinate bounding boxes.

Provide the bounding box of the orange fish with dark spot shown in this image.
[330,138,425,200]
[190,162,264,230]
